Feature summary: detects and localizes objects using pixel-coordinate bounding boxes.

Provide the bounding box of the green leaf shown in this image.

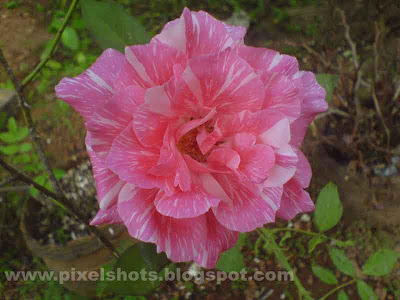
[47,60,62,70]
[81,0,150,52]
[61,26,80,50]
[0,144,19,155]
[308,236,325,253]
[0,132,17,143]
[19,143,33,153]
[311,263,338,285]
[216,245,245,272]
[357,280,378,300]
[53,168,66,180]
[7,117,17,134]
[335,239,355,248]
[329,247,355,277]
[104,242,169,295]
[362,249,399,277]
[314,182,342,232]
[338,290,349,300]
[15,127,29,142]
[316,73,339,102]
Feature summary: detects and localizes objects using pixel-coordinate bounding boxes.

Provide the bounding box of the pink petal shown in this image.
[133,105,174,148]
[86,86,145,158]
[118,184,208,263]
[258,118,291,148]
[208,148,241,170]
[224,23,246,41]
[175,108,216,141]
[56,49,125,120]
[238,143,275,183]
[118,184,238,268]
[237,46,299,77]
[212,174,278,232]
[276,179,315,220]
[90,204,122,226]
[263,146,298,187]
[105,123,163,189]
[154,185,220,218]
[125,41,187,89]
[86,134,125,210]
[260,72,300,122]
[217,109,287,139]
[233,132,256,153]
[154,8,244,58]
[292,148,312,188]
[188,48,264,113]
[290,71,328,147]
[195,211,239,268]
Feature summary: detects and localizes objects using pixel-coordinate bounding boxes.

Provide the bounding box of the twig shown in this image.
[337,8,362,117]
[314,107,351,120]
[320,279,357,300]
[0,48,63,197]
[0,176,18,188]
[0,185,30,193]
[372,21,390,147]
[21,0,79,88]
[0,158,120,258]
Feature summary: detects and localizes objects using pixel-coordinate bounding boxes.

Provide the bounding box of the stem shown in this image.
[320,279,356,300]
[0,158,119,259]
[21,0,80,87]
[257,228,313,300]
[271,227,341,243]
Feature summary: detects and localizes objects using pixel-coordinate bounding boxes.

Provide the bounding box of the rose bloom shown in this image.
[56,8,327,268]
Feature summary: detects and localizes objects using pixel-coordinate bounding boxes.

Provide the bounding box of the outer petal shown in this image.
[212,174,280,232]
[263,145,298,187]
[86,134,125,210]
[153,8,244,58]
[237,46,299,77]
[124,41,187,89]
[260,72,300,122]
[276,179,315,220]
[118,184,237,268]
[56,49,125,120]
[196,211,239,268]
[90,204,123,226]
[86,86,145,158]
[292,148,312,188]
[105,123,162,189]
[290,71,328,147]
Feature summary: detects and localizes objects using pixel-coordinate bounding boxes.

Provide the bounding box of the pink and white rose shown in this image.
[56,8,327,268]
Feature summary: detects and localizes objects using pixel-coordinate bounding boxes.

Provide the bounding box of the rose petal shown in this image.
[56,49,125,120]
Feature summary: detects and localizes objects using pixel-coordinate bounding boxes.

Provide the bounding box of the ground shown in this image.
[0,0,399,299]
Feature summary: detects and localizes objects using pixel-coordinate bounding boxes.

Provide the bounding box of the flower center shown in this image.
[177,127,206,162]
[177,120,214,163]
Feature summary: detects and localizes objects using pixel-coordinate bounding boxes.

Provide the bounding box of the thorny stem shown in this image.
[320,279,357,300]
[21,0,80,87]
[257,228,313,300]
[0,158,120,259]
